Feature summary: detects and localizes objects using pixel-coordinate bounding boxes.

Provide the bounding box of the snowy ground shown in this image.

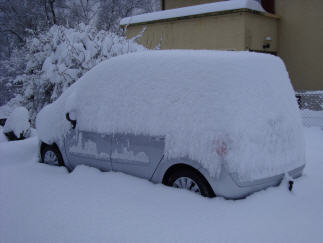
[0,126,323,243]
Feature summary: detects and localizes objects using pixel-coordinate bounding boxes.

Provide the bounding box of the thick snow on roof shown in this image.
[36,50,305,180]
[120,0,265,26]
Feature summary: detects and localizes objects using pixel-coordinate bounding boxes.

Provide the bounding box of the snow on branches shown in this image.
[3,24,145,122]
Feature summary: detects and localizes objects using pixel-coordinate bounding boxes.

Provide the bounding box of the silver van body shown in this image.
[42,129,304,199]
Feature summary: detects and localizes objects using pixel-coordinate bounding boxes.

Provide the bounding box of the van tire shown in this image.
[165,168,215,198]
[41,144,64,166]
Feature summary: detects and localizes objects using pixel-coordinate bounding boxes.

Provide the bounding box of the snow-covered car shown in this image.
[36,50,305,199]
[3,107,31,141]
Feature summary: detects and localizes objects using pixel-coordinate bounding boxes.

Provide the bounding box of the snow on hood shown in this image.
[4,107,31,138]
[36,50,305,180]
[120,0,266,26]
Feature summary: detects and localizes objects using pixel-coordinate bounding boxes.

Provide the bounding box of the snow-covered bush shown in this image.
[3,107,31,140]
[3,24,145,122]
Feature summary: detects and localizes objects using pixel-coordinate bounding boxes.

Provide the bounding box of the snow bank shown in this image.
[4,107,31,138]
[36,50,305,180]
[0,127,322,243]
[120,0,265,26]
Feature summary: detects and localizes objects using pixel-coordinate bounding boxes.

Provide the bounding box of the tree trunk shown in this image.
[48,0,57,25]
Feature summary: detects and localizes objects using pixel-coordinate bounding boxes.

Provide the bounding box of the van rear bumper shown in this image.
[230,164,305,188]
[204,164,305,199]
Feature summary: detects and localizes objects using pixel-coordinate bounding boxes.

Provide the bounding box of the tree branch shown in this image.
[0,29,24,43]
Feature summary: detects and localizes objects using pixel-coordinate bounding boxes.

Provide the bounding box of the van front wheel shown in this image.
[41,144,64,166]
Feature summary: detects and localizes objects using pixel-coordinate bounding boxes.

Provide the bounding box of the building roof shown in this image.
[120,0,266,26]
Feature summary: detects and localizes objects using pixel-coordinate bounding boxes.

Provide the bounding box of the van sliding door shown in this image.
[111,133,165,180]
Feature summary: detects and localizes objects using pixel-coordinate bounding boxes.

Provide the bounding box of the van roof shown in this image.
[37,50,305,180]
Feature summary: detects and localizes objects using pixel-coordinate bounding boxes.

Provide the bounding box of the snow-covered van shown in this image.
[36,50,305,199]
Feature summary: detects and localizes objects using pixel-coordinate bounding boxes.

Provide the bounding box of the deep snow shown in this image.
[0,126,323,243]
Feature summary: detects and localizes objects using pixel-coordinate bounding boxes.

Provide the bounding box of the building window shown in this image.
[260,0,275,14]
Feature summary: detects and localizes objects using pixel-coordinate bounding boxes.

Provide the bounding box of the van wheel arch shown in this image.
[40,142,65,166]
[162,163,215,197]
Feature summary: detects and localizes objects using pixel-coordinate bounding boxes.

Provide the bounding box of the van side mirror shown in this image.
[66,112,77,129]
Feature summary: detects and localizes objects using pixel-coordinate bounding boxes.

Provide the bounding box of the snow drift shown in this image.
[36,50,305,181]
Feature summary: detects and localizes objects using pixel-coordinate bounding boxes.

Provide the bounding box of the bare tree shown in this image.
[96,0,158,32]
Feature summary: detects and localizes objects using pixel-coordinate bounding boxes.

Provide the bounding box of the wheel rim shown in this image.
[173,177,201,195]
[43,150,59,165]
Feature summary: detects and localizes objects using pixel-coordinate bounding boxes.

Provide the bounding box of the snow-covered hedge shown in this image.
[37,50,305,181]
[3,24,145,121]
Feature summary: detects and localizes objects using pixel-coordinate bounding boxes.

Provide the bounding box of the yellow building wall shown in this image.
[163,0,221,9]
[276,0,323,91]
[125,11,278,53]
[245,13,278,52]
